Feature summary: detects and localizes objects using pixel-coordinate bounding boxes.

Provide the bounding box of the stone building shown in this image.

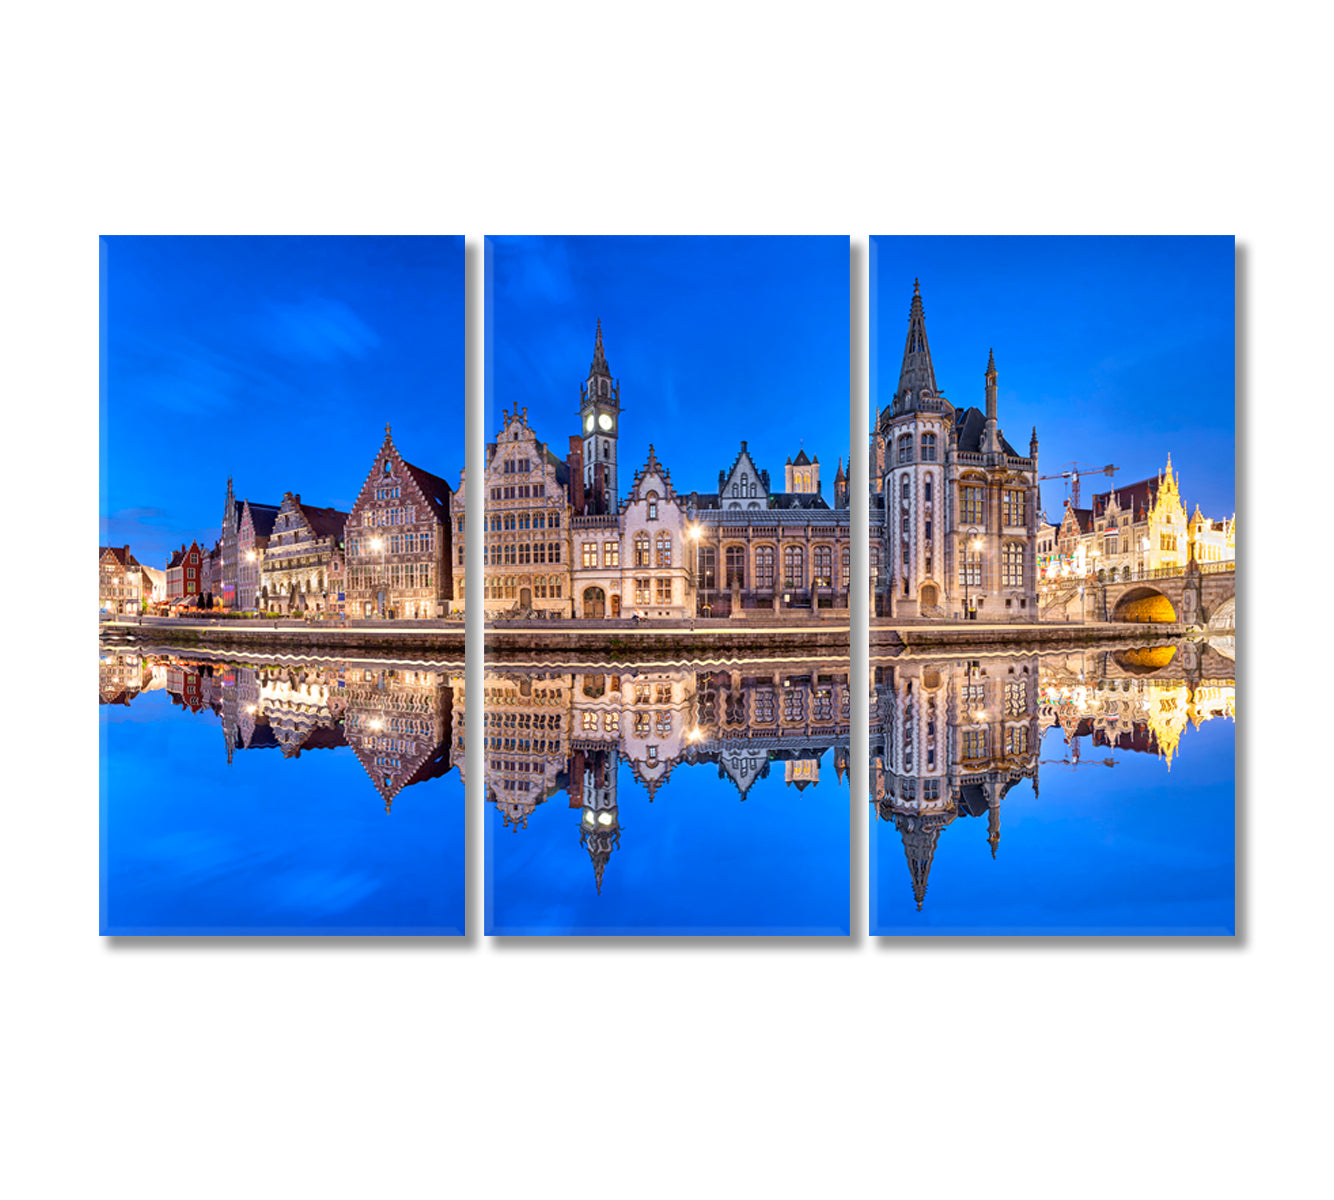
[238,499,280,610]
[259,492,348,615]
[99,545,145,614]
[687,440,851,617]
[476,407,571,617]
[344,426,454,619]
[871,281,1040,620]
[573,446,692,620]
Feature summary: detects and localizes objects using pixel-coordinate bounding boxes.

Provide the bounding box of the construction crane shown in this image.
[1039,461,1118,509]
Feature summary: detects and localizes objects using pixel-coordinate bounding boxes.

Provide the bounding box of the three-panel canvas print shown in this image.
[99,233,1236,937]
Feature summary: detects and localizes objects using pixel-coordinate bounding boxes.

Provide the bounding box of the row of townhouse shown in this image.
[107,427,459,618]
[457,323,858,621]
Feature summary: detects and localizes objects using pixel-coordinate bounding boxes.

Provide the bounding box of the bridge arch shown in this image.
[1111,586,1178,624]
[1207,595,1235,632]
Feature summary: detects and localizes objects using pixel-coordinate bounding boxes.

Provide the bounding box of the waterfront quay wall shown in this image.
[100,616,1199,659]
[873,620,1198,652]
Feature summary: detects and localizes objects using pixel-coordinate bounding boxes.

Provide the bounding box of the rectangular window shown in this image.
[582,542,597,567]
[634,578,650,605]
[1004,490,1024,527]
[655,578,672,604]
[603,542,619,568]
[962,486,983,525]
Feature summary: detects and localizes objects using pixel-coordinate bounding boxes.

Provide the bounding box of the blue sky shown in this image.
[100,236,464,566]
[487,236,849,498]
[872,236,1235,520]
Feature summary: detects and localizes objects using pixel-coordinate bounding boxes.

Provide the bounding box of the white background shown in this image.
[2,3,1321,1197]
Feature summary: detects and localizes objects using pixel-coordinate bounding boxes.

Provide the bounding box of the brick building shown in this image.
[344,427,454,619]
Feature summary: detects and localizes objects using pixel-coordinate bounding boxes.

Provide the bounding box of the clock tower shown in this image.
[580,319,621,512]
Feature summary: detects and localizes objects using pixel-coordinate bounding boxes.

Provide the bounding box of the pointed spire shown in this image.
[590,318,610,377]
[899,814,944,912]
[987,347,996,373]
[897,280,938,405]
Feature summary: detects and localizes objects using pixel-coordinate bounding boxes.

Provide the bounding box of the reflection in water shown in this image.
[101,652,459,812]
[482,659,851,934]
[871,640,1236,929]
[99,650,464,934]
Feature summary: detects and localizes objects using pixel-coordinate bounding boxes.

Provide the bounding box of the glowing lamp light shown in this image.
[245,704,257,714]
[369,718,383,731]
[597,811,615,826]
[582,811,595,827]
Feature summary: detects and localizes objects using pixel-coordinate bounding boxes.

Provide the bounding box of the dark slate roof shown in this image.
[299,504,349,540]
[771,492,830,511]
[1091,477,1159,521]
[953,405,1023,457]
[402,462,453,524]
[245,502,281,538]
[166,547,187,569]
[792,448,812,466]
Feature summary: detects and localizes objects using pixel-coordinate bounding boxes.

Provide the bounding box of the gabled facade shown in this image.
[259,491,348,614]
[344,426,453,619]
[165,540,205,604]
[609,446,691,620]
[99,545,145,614]
[479,407,571,616]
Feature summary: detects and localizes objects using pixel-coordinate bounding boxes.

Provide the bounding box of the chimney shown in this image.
[567,436,585,514]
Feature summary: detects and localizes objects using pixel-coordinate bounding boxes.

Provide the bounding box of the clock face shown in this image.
[584,414,595,433]
[598,413,613,432]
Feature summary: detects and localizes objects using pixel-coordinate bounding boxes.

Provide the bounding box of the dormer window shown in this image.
[383,461,391,474]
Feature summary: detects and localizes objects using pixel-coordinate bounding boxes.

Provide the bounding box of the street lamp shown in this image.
[687,523,701,626]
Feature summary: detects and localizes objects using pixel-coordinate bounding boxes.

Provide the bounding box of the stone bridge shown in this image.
[1046,562,1234,630]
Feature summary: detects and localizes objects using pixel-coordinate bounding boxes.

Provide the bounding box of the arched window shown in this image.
[755,546,774,589]
[725,546,746,588]
[920,433,937,461]
[813,545,833,586]
[784,545,805,589]
[901,478,910,500]
[634,532,650,567]
[842,548,850,588]
[898,435,913,464]
[655,533,671,567]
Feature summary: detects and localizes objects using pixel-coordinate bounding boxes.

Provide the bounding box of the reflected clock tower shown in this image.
[581,319,621,511]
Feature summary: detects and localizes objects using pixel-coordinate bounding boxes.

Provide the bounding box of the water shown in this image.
[484,659,851,935]
[99,651,465,934]
[870,639,1235,935]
